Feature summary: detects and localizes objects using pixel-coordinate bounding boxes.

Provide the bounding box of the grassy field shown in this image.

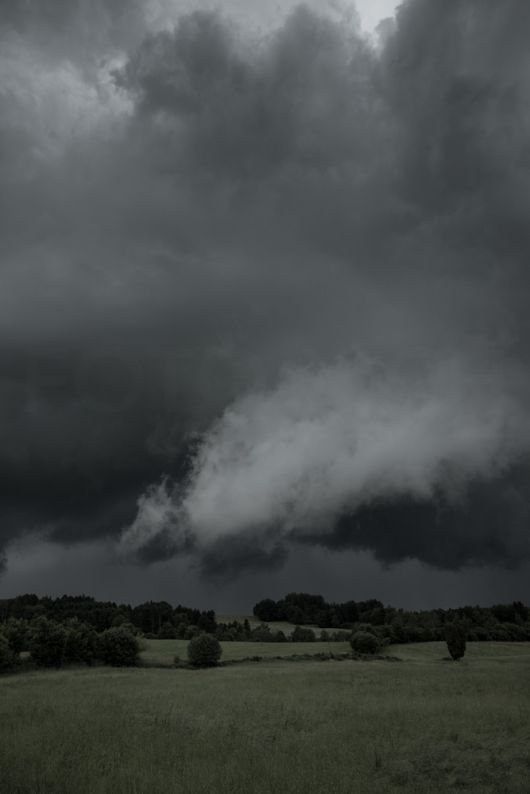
[217,614,320,637]
[141,638,350,665]
[1,642,530,793]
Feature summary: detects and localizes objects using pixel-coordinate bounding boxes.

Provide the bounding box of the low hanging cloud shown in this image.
[120,353,530,570]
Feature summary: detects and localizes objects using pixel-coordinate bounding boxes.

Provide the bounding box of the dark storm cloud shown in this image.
[2,0,530,580]
[116,7,374,177]
[198,536,289,581]
[0,0,147,63]
[294,467,530,570]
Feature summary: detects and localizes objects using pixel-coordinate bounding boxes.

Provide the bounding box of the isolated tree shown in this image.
[350,630,380,655]
[444,622,467,661]
[98,627,140,667]
[187,634,222,667]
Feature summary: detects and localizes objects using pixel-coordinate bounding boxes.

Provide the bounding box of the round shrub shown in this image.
[0,633,16,672]
[98,627,139,667]
[187,634,222,667]
[350,630,380,655]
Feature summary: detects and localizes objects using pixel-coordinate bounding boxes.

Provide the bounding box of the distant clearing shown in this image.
[141,638,350,665]
[217,614,320,636]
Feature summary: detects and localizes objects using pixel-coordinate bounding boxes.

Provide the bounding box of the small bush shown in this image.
[29,618,68,668]
[350,630,380,655]
[98,627,139,667]
[187,634,222,667]
[445,622,467,661]
[0,633,16,672]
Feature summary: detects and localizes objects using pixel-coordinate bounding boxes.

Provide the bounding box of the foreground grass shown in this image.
[1,643,530,793]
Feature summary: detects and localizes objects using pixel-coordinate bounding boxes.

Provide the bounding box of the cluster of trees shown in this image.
[253,593,377,626]
[0,613,229,675]
[0,594,216,639]
[215,618,285,642]
[215,618,350,643]
[0,617,140,672]
[253,594,530,644]
[0,594,351,651]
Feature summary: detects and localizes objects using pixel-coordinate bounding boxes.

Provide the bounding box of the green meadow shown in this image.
[1,642,529,794]
[141,637,351,665]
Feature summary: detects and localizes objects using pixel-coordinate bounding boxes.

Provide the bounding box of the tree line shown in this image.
[0,594,216,637]
[0,618,141,672]
[253,593,530,644]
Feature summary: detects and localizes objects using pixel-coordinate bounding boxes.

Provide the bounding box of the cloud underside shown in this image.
[2,0,530,577]
[118,357,530,574]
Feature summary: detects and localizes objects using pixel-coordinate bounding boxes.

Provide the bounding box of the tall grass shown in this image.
[1,643,529,793]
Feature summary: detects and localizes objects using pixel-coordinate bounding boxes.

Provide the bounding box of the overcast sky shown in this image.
[1,0,530,611]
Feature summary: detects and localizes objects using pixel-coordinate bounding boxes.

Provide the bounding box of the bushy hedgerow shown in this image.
[29,618,68,668]
[98,627,140,667]
[350,630,380,655]
[187,634,222,667]
[0,633,17,672]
